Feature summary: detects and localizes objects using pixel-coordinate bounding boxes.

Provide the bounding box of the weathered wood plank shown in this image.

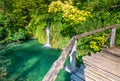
[100,51,120,63]
[75,70,85,80]
[75,71,95,81]
[70,40,77,73]
[74,24,120,40]
[83,69,109,81]
[77,64,110,81]
[114,47,120,52]
[83,59,120,81]
[75,48,120,81]
[103,47,120,57]
[71,74,84,81]
[63,65,71,73]
[83,55,120,77]
[110,27,116,47]
[84,64,120,81]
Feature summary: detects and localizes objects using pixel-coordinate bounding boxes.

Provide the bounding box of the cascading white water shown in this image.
[43,26,51,48]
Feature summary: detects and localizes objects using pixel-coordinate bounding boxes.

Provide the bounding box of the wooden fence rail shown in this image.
[42,24,120,81]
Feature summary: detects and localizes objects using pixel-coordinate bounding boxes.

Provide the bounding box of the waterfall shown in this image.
[43,19,51,48]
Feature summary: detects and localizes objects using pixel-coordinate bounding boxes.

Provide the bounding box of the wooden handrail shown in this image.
[42,24,120,81]
[74,24,120,40]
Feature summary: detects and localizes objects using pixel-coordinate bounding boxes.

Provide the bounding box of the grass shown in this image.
[0,40,70,81]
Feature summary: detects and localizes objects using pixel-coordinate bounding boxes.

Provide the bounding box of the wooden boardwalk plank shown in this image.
[78,68,109,81]
[84,63,120,81]
[83,60,120,81]
[103,47,120,57]
[71,74,84,81]
[83,55,120,79]
[93,52,120,68]
[83,55,120,77]
[78,64,110,81]
[71,65,95,81]
[72,72,95,81]
[111,47,120,53]
[100,51,120,63]
[71,47,120,81]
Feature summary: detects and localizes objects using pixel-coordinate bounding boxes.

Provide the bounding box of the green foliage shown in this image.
[0,0,51,43]
[35,23,46,44]
[4,0,49,28]
[0,13,9,40]
[4,29,29,43]
[50,22,70,48]
[76,50,85,66]
[12,29,29,41]
[48,0,120,50]
[116,27,120,45]
[26,14,47,44]
[89,34,107,52]
[48,0,91,24]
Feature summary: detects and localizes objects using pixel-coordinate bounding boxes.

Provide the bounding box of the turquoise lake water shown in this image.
[0,40,70,81]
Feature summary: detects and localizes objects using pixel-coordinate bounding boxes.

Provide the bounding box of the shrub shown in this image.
[12,29,29,41]
[48,0,91,24]
[0,13,8,41]
[4,29,29,43]
[89,34,107,52]
[116,27,120,45]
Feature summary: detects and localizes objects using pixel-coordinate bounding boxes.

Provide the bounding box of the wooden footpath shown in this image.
[42,24,120,81]
[71,47,120,81]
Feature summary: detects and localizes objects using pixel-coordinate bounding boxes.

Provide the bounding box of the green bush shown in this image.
[4,29,29,43]
[89,34,107,52]
[25,14,47,44]
[13,29,29,41]
[116,27,120,46]
[0,13,8,40]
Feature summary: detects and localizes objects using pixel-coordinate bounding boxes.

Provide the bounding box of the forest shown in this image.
[0,0,120,45]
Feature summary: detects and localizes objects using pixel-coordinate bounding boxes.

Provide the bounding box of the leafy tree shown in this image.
[48,0,91,24]
[1,0,52,42]
[0,13,9,41]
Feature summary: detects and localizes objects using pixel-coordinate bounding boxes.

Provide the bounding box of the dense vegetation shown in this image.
[0,0,120,64]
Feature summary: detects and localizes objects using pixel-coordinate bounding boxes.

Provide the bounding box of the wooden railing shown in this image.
[42,24,120,81]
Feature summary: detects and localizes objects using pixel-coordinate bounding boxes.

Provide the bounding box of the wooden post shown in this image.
[63,65,71,73]
[110,27,116,48]
[70,40,77,73]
